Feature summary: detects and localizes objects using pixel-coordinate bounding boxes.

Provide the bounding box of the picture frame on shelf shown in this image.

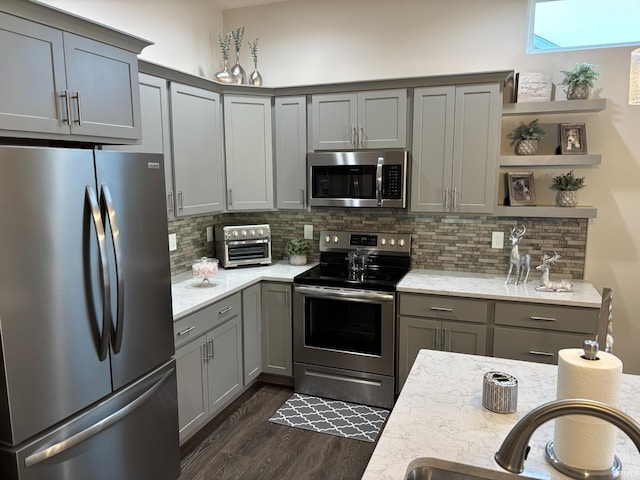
[559,123,587,154]
[506,171,536,206]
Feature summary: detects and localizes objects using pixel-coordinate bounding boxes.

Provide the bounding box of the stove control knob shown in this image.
[232,230,239,237]
[390,238,396,246]
[241,230,248,237]
[250,229,256,236]
[380,238,387,246]
[333,235,339,244]
[258,229,264,236]
[398,238,406,247]
[325,235,331,244]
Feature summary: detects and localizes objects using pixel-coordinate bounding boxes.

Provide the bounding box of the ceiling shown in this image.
[211,0,290,10]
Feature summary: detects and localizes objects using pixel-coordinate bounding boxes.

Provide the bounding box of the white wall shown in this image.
[39,0,640,374]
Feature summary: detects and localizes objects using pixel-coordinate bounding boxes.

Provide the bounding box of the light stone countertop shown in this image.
[362,350,640,480]
[171,260,317,320]
[398,270,603,308]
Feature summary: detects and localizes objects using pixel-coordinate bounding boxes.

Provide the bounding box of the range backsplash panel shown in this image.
[168,209,588,279]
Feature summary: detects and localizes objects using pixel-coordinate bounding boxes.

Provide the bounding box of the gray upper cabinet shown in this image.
[411,83,501,214]
[0,11,143,143]
[107,74,174,219]
[170,82,225,216]
[275,96,307,209]
[224,95,274,211]
[311,89,407,150]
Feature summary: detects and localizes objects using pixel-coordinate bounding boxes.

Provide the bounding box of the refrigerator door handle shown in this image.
[24,367,175,468]
[85,185,111,361]
[100,184,125,354]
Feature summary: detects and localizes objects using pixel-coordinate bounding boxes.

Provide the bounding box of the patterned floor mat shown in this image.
[268,393,389,442]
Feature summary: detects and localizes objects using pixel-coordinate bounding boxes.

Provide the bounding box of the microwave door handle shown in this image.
[376,157,384,206]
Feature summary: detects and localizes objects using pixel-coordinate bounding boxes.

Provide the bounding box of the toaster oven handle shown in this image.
[376,157,384,207]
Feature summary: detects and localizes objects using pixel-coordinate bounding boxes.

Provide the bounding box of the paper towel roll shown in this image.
[553,348,623,471]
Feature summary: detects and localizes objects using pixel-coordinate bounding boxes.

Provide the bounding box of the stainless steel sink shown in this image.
[404,458,538,480]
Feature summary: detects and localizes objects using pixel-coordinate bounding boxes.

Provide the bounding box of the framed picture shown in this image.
[559,123,587,154]
[506,171,536,206]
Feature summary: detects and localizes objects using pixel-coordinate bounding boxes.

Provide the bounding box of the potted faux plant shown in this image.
[284,238,310,265]
[507,119,545,155]
[551,170,586,207]
[560,63,599,100]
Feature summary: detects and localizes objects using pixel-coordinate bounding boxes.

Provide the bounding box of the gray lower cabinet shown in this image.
[0,10,143,143]
[173,293,242,444]
[261,282,293,376]
[397,293,489,392]
[170,82,225,216]
[492,301,599,365]
[275,96,307,209]
[411,83,501,213]
[242,284,262,384]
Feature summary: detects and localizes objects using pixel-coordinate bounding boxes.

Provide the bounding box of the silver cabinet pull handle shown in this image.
[530,316,557,322]
[228,188,233,208]
[434,328,440,350]
[284,288,289,309]
[444,188,450,209]
[453,187,458,209]
[351,125,357,146]
[177,191,183,211]
[73,91,82,125]
[300,188,305,208]
[24,368,174,467]
[177,326,195,336]
[167,191,174,214]
[219,306,234,316]
[208,339,214,359]
[202,344,208,363]
[359,124,364,148]
[528,350,555,357]
[430,306,453,312]
[62,90,72,126]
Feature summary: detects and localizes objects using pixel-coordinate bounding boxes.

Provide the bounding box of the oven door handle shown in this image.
[295,285,394,303]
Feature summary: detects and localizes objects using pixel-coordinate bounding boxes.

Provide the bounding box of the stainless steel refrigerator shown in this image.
[0,146,180,480]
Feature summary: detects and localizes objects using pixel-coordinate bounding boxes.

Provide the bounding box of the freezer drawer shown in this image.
[0,360,180,480]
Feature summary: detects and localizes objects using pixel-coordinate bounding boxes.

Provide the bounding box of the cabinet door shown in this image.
[311,93,357,150]
[451,83,501,214]
[442,321,486,356]
[63,32,142,140]
[358,89,407,149]
[242,284,262,384]
[0,12,68,136]
[170,83,225,216]
[397,316,440,392]
[275,96,307,209]
[174,337,208,444]
[108,74,174,218]
[224,95,274,210]
[410,86,455,213]
[207,317,243,414]
[261,282,293,376]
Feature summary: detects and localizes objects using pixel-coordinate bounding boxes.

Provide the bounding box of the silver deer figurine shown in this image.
[535,251,574,292]
[504,225,531,285]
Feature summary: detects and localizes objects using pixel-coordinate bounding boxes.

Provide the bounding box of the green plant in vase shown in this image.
[507,119,545,155]
[285,238,311,265]
[560,63,599,100]
[231,26,246,84]
[214,32,236,83]
[550,170,586,207]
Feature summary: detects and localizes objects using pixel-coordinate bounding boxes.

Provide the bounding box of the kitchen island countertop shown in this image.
[398,269,602,308]
[171,260,316,320]
[362,350,640,480]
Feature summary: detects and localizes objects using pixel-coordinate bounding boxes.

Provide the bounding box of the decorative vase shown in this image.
[214,59,237,84]
[230,52,246,84]
[289,255,307,266]
[556,190,578,207]
[566,85,590,100]
[249,61,263,87]
[515,139,539,156]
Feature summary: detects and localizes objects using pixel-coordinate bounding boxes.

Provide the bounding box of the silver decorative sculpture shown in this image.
[535,251,574,292]
[505,225,531,285]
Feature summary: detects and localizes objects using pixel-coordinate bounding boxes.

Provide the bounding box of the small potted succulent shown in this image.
[560,63,599,100]
[550,170,586,207]
[284,238,311,265]
[507,119,545,155]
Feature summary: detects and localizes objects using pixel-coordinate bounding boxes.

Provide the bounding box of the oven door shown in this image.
[293,285,395,376]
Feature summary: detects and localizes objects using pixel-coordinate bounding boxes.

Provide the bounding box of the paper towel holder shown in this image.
[582,339,600,361]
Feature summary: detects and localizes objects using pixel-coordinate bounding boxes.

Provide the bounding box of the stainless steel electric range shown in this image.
[293,230,411,409]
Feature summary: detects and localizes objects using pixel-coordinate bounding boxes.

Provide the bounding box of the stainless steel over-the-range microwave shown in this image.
[307,150,408,208]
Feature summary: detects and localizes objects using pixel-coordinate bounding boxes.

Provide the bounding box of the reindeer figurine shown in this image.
[504,225,531,285]
[535,252,574,292]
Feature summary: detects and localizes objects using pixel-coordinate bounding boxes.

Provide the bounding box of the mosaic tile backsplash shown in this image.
[168,209,588,279]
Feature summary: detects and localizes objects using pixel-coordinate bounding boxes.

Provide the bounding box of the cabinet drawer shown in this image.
[493,326,586,365]
[174,293,241,348]
[494,302,598,334]
[399,294,489,323]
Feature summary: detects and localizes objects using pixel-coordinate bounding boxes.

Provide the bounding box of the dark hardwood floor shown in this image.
[178,384,378,480]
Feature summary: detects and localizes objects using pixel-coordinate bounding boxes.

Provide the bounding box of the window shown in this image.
[528,0,640,53]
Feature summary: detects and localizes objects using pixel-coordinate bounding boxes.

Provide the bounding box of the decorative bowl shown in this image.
[192,257,219,284]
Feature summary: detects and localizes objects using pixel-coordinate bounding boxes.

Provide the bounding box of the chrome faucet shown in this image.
[495,398,640,475]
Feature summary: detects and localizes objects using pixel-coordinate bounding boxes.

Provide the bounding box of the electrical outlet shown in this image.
[168,233,177,252]
[491,231,504,249]
[206,226,213,242]
[304,224,314,240]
